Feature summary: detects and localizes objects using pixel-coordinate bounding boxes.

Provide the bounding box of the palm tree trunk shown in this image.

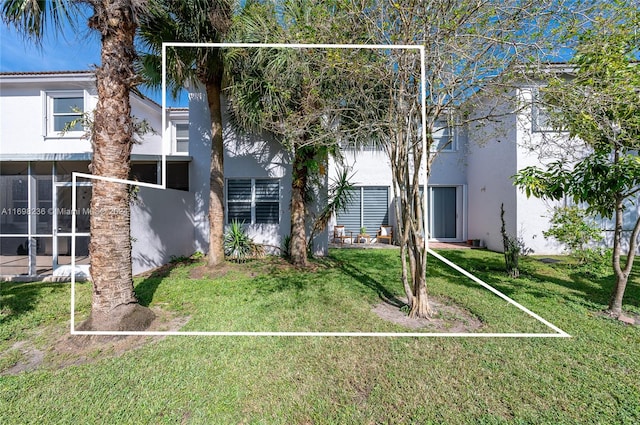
[290,145,314,267]
[81,1,154,331]
[204,78,225,267]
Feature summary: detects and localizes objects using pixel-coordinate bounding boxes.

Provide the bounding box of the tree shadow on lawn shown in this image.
[135,255,343,302]
[435,250,640,312]
[332,254,406,308]
[133,258,201,307]
[0,281,70,327]
[241,251,406,308]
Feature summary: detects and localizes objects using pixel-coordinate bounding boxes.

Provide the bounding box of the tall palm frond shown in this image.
[1,0,80,41]
[137,0,231,98]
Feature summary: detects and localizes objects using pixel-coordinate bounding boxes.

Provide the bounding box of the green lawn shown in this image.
[1,248,639,424]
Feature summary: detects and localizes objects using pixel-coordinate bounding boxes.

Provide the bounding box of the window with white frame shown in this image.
[431,120,456,152]
[175,123,189,153]
[531,88,554,132]
[227,178,280,224]
[47,91,85,136]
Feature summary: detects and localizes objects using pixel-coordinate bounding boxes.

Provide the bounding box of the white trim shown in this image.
[172,121,189,155]
[428,185,465,242]
[43,90,87,139]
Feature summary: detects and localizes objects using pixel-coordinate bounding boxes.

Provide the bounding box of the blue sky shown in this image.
[0,16,186,107]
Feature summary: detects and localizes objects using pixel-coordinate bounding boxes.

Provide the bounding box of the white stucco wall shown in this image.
[130,95,164,155]
[466,98,519,252]
[222,110,293,252]
[514,87,566,255]
[187,91,212,253]
[0,73,165,158]
[0,79,95,155]
[131,186,196,275]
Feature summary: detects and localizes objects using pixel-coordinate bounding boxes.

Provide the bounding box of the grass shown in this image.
[1,248,639,424]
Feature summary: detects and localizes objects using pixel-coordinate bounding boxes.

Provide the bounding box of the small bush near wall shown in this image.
[543,206,603,263]
[500,204,532,278]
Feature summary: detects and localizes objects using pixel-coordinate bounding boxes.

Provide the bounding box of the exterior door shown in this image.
[430,186,458,240]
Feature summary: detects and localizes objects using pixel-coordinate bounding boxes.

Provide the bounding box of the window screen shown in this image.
[53,97,84,132]
[227,179,280,224]
[227,179,252,223]
[255,179,279,224]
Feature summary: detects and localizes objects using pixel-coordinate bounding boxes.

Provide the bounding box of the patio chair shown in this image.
[333,225,353,244]
[376,225,393,244]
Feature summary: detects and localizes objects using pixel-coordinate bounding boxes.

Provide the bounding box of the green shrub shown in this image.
[500,204,531,278]
[575,247,612,277]
[224,220,255,263]
[543,206,603,262]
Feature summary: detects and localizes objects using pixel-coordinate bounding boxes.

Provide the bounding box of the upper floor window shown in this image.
[174,123,189,154]
[431,121,456,152]
[339,140,384,152]
[532,88,555,132]
[46,91,85,137]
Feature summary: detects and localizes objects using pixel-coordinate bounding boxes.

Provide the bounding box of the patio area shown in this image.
[0,255,90,280]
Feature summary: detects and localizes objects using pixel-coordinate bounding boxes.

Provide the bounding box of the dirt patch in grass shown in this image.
[1,307,189,376]
[189,262,234,280]
[188,255,334,280]
[2,340,45,375]
[620,311,640,325]
[372,296,483,332]
[596,310,640,326]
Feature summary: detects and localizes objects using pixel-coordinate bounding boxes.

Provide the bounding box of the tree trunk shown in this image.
[204,79,225,267]
[408,228,431,318]
[290,145,314,267]
[608,196,630,316]
[81,2,154,331]
[609,270,629,317]
[409,274,430,319]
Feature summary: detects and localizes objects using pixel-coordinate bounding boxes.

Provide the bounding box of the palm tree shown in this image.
[2,0,155,330]
[137,0,232,267]
[225,0,365,267]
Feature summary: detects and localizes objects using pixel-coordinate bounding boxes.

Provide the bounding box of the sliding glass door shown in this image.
[429,186,463,241]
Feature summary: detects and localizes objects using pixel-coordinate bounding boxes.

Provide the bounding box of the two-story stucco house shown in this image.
[0,70,316,279]
[2,69,631,280]
[0,71,196,278]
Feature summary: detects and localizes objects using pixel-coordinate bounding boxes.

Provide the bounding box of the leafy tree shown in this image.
[137,0,232,267]
[514,5,640,317]
[2,0,156,330]
[339,0,575,318]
